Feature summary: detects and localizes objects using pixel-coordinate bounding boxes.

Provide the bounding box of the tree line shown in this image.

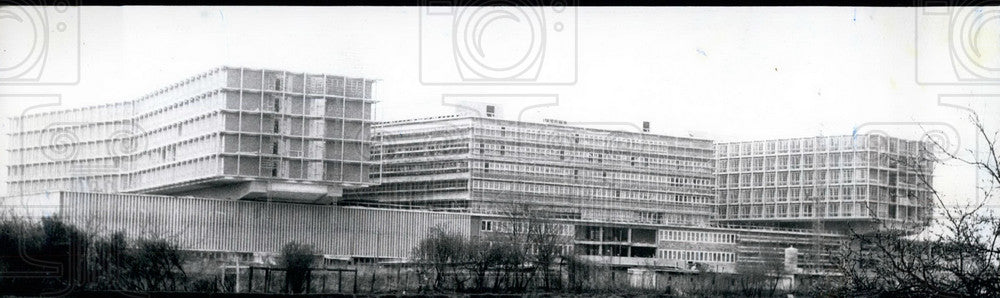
[0,213,321,295]
[828,112,1000,297]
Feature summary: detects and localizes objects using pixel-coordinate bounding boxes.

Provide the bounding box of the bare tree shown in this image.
[411,225,469,291]
[493,201,570,291]
[279,241,318,294]
[733,252,785,297]
[835,112,1000,297]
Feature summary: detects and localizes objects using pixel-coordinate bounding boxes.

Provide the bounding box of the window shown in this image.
[486,105,495,117]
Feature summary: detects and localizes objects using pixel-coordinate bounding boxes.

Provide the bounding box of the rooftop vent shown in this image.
[544,119,568,125]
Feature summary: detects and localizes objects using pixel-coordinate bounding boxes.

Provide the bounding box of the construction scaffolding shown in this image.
[343,115,716,227]
[6,67,379,203]
[714,134,935,231]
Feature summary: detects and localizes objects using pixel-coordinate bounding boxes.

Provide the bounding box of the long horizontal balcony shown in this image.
[473,155,715,176]
[471,193,716,216]
[472,135,714,159]
[219,108,374,121]
[473,173,714,195]
[221,87,378,102]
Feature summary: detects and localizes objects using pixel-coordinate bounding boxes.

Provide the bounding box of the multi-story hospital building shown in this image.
[3,67,933,274]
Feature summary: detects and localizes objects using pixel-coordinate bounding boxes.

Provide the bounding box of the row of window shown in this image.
[719,186,929,202]
[659,230,738,244]
[11,102,135,133]
[222,91,373,120]
[222,113,371,138]
[715,201,931,220]
[473,161,713,188]
[717,135,926,156]
[718,170,929,188]
[472,122,713,151]
[479,220,574,236]
[134,70,226,113]
[224,68,374,99]
[377,141,469,159]
[7,158,122,181]
[471,180,714,205]
[382,161,469,175]
[717,152,931,173]
[578,208,709,226]
[8,175,121,194]
[126,157,220,190]
[472,142,712,171]
[135,91,222,132]
[350,180,467,195]
[10,121,146,151]
[658,249,737,263]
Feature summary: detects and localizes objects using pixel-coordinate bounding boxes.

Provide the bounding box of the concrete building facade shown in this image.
[0,190,841,274]
[1,191,470,262]
[1,68,935,276]
[344,114,716,226]
[340,108,844,273]
[714,135,935,232]
[6,67,378,203]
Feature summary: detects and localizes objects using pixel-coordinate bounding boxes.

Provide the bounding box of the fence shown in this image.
[221,262,642,295]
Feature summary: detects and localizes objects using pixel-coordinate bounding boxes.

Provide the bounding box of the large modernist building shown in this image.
[2,67,933,275]
[7,67,377,203]
[343,113,717,226]
[714,135,935,232]
[335,105,851,273]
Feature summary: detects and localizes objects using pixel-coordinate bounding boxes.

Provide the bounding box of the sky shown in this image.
[0,6,998,204]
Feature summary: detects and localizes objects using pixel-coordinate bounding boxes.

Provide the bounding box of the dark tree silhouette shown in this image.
[279,241,318,294]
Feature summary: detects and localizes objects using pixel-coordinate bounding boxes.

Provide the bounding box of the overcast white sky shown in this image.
[1,6,998,204]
